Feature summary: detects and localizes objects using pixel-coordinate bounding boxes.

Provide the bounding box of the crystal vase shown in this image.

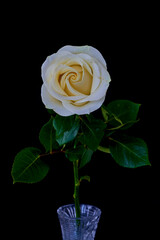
[57,204,101,240]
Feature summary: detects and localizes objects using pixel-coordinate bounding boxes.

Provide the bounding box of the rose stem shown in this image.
[73,160,81,219]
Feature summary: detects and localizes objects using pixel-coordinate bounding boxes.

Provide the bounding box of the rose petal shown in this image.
[97,62,111,83]
[62,96,106,115]
[42,51,75,81]
[44,81,86,101]
[70,67,92,95]
[76,80,109,103]
[41,84,73,116]
[41,53,57,80]
[41,46,111,116]
[90,62,101,93]
[58,45,107,67]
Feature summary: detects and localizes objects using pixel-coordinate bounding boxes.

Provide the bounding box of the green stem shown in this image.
[73,160,81,219]
[97,145,111,153]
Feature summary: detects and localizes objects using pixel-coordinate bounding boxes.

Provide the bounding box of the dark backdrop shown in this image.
[4,2,159,239]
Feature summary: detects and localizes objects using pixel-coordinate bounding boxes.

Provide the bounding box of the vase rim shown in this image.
[57,203,101,221]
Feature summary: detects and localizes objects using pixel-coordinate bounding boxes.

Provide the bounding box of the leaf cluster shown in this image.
[11,100,150,184]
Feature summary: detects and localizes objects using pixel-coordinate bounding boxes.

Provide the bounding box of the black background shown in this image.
[4,2,159,239]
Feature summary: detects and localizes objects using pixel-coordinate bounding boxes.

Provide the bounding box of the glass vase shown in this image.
[57,204,101,240]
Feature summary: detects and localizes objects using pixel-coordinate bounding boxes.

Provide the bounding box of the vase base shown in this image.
[57,204,101,240]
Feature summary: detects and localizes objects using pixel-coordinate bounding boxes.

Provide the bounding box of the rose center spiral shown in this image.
[59,64,93,96]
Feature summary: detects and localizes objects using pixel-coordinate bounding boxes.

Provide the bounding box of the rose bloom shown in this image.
[41,45,111,116]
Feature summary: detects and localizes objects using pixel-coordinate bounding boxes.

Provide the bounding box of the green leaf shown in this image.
[53,115,80,146]
[109,135,150,168]
[80,115,106,151]
[102,100,141,129]
[65,146,84,162]
[80,148,93,168]
[65,144,93,168]
[11,147,49,183]
[80,175,90,183]
[39,117,59,153]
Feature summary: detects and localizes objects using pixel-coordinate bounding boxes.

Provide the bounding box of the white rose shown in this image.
[41,45,111,116]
